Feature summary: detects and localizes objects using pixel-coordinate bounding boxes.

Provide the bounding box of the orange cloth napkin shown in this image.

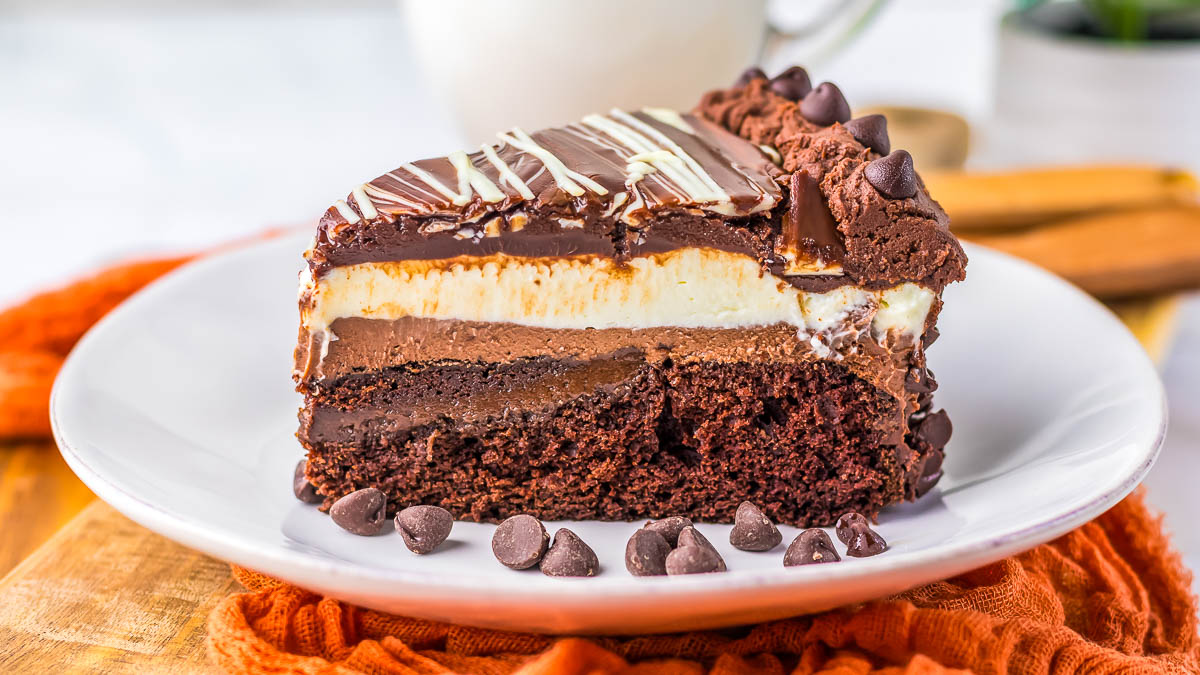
[0,256,194,439]
[4,252,1198,673]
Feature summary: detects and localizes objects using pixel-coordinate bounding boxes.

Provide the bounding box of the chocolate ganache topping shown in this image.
[312,110,783,269]
[330,110,781,224]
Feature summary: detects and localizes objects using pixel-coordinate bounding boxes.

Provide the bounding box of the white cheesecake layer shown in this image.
[301,248,934,342]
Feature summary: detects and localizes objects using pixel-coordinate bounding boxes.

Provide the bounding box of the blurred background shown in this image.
[1,0,1198,587]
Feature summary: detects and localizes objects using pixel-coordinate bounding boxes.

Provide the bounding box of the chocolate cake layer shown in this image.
[300,358,940,526]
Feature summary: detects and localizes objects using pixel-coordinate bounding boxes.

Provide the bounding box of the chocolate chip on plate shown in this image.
[292,459,322,504]
[643,516,693,547]
[625,528,671,577]
[799,82,851,126]
[768,65,812,101]
[845,524,888,557]
[395,505,453,554]
[836,512,888,557]
[330,488,387,536]
[541,528,599,577]
[677,525,727,572]
[729,501,782,552]
[834,512,870,545]
[843,114,890,155]
[734,66,768,87]
[492,514,549,570]
[784,529,842,566]
[865,150,918,199]
[665,545,725,575]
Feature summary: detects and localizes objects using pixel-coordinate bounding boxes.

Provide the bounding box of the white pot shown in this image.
[987,13,1200,172]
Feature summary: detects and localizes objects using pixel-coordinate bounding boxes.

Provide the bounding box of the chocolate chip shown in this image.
[834,512,870,545]
[915,449,945,497]
[916,410,953,449]
[625,528,671,576]
[783,529,841,566]
[845,523,888,557]
[799,82,851,126]
[905,366,936,394]
[677,525,727,572]
[643,516,693,547]
[768,65,812,101]
[330,488,387,536]
[541,528,599,577]
[395,505,453,554]
[916,390,935,412]
[843,114,890,155]
[665,545,725,575]
[292,459,321,504]
[840,511,868,542]
[734,66,768,87]
[492,514,549,570]
[865,150,918,199]
[729,501,782,552]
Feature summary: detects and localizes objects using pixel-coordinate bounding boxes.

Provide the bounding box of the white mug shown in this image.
[400,0,882,144]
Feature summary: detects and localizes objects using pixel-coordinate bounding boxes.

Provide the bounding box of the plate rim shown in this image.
[50,235,1168,604]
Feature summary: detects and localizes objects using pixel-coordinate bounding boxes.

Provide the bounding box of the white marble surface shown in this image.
[1,2,1196,597]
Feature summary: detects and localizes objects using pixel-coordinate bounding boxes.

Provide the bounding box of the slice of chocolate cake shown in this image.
[294,66,966,527]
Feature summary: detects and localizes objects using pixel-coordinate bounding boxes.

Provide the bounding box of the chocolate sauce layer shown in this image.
[303,356,647,441]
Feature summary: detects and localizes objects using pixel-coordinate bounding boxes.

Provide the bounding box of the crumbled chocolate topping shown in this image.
[694,76,967,290]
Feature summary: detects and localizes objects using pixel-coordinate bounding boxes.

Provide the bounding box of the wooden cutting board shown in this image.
[0,499,235,673]
[0,295,1180,672]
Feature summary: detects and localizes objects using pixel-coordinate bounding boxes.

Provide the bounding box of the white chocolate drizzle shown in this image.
[351,185,378,220]
[332,200,360,223]
[400,161,471,206]
[496,128,609,197]
[642,107,695,134]
[612,109,730,203]
[448,150,505,203]
[480,143,535,200]
[323,109,781,226]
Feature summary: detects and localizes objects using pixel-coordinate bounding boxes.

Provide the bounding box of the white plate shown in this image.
[52,234,1166,635]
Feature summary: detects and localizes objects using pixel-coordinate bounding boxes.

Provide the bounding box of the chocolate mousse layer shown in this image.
[298,318,904,387]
